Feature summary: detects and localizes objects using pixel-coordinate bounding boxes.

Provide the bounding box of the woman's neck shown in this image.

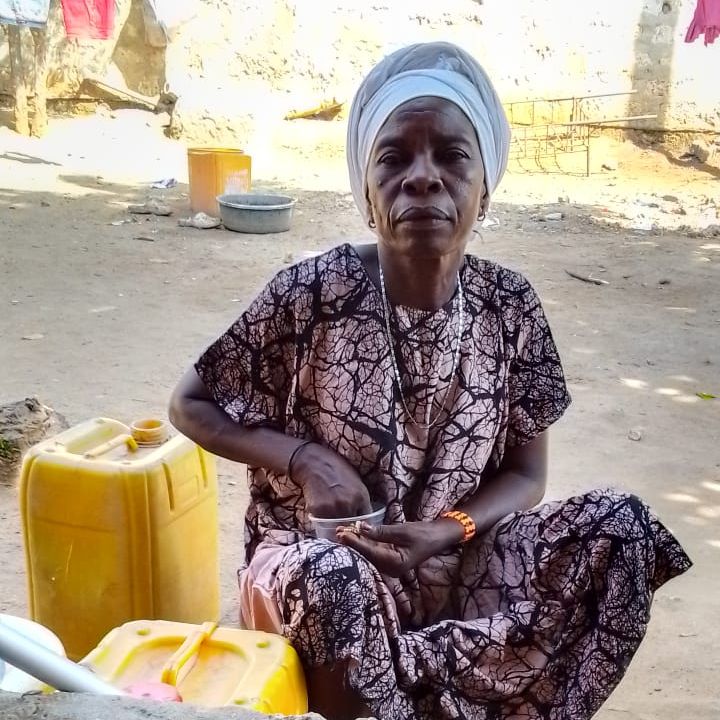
[357,244,465,311]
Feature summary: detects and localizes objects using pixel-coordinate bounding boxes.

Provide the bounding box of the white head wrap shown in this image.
[347,42,511,223]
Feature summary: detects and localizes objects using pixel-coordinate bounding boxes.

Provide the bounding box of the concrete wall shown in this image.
[1,0,716,138]
[0,690,307,720]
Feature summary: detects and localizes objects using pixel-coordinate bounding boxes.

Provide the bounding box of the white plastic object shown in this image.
[0,614,65,693]
[0,615,123,695]
[309,503,386,542]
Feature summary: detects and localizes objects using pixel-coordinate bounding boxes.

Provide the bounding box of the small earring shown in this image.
[477,211,486,222]
[368,217,376,229]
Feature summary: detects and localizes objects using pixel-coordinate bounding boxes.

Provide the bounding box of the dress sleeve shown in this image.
[501,271,571,446]
[194,271,296,429]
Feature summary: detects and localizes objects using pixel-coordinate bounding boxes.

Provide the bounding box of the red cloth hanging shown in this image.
[60,0,114,40]
[685,0,720,45]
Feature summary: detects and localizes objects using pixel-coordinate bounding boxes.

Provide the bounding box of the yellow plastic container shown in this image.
[187,147,252,216]
[82,619,307,713]
[19,418,219,661]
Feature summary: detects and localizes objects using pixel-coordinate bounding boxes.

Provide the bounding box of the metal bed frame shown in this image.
[506,90,655,175]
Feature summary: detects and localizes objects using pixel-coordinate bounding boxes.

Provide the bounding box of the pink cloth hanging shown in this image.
[60,0,114,40]
[685,0,720,45]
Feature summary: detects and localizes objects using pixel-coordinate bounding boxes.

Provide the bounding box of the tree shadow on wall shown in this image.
[112,0,166,97]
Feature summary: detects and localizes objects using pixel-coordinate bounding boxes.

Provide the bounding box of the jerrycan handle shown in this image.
[84,434,138,459]
[161,621,218,687]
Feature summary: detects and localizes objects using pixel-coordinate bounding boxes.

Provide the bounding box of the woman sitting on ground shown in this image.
[170,41,691,720]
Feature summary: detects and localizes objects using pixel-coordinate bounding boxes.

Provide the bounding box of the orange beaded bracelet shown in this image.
[440,510,477,543]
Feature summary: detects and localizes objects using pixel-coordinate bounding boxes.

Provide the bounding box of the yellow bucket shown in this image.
[187,148,252,216]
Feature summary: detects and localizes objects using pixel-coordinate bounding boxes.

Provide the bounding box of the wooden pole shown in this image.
[29,27,50,137]
[6,26,30,136]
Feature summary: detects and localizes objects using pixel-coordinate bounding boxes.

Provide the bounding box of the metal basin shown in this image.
[217,193,296,234]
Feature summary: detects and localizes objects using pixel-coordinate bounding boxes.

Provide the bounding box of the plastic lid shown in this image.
[130,419,170,446]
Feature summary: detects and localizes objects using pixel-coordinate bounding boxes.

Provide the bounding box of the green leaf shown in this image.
[696,392,717,400]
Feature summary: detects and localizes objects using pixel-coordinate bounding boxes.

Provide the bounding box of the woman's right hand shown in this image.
[290,442,372,519]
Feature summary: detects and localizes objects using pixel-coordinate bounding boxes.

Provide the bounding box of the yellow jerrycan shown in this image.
[187,148,252,216]
[82,619,308,713]
[19,418,219,661]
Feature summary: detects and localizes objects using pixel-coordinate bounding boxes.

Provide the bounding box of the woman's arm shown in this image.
[168,367,372,517]
[169,366,303,472]
[444,432,548,542]
[338,433,548,574]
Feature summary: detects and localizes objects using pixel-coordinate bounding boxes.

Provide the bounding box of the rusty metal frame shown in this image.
[506,91,655,176]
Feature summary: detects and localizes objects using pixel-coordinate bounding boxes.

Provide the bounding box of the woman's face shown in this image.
[365,96,486,259]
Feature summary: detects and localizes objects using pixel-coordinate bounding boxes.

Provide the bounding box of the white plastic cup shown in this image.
[309,502,386,542]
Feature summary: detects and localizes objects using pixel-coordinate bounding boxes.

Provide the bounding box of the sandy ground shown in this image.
[0,110,719,719]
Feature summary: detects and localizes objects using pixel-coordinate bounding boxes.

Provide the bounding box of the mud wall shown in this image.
[0,0,716,139]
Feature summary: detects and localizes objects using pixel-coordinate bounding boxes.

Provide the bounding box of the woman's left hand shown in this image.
[337,519,464,576]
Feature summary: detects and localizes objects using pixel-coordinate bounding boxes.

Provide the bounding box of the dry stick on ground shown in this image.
[564,269,610,286]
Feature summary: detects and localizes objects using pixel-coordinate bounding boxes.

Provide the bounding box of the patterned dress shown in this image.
[195,243,691,720]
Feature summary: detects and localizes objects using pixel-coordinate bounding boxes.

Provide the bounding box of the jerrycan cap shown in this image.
[130,418,170,447]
